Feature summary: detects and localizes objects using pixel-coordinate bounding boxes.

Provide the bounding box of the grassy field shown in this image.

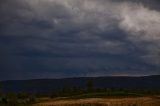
[1,90,160,106]
[32,97,160,106]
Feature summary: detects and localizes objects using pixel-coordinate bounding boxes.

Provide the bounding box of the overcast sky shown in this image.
[0,0,160,80]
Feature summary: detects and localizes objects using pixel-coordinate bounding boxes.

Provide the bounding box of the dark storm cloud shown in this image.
[0,0,160,80]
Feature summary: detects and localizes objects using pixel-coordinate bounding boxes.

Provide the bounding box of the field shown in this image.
[1,90,160,106]
[33,97,160,106]
[1,76,160,106]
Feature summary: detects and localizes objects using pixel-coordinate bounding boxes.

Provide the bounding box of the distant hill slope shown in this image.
[0,75,160,93]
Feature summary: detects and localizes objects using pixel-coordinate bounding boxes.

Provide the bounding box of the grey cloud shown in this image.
[0,0,160,80]
[118,3,160,65]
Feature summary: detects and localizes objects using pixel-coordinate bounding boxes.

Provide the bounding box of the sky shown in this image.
[0,0,160,80]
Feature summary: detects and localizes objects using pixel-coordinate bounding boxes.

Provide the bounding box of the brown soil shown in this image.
[33,97,160,106]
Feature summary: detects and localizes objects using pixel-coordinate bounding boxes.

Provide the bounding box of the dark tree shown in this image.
[1,98,8,104]
[86,79,94,92]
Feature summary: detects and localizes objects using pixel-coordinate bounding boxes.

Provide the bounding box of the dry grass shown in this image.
[32,97,160,106]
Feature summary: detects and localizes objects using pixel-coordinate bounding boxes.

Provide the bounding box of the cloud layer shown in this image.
[0,0,160,80]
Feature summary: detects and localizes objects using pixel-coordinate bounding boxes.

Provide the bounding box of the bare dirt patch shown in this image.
[33,97,160,106]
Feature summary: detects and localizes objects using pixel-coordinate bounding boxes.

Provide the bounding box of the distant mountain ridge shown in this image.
[1,75,160,94]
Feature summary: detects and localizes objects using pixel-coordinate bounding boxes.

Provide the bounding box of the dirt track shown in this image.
[33,97,160,106]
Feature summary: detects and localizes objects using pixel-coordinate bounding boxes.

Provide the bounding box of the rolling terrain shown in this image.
[0,75,160,106]
[1,75,160,94]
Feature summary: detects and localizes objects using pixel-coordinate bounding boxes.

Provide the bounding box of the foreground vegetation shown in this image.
[0,89,160,106]
[0,80,160,106]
